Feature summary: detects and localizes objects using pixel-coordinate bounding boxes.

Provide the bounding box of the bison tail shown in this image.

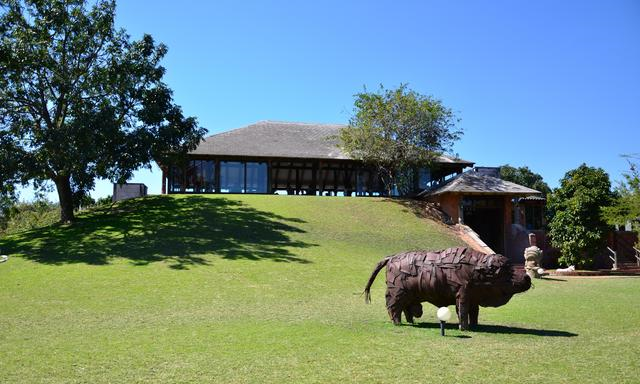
[363,256,392,304]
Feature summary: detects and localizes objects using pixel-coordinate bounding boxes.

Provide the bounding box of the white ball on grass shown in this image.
[437,306,452,322]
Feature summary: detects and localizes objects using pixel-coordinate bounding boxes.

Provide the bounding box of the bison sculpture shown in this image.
[363,247,531,330]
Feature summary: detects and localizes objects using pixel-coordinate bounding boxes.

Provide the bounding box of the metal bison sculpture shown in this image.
[364,247,531,330]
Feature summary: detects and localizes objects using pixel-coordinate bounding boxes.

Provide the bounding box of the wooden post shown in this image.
[161,166,167,194]
[286,167,293,195]
[503,196,513,259]
[243,161,247,193]
[310,161,318,196]
[320,162,327,195]
[267,160,273,194]
[181,162,186,193]
[214,159,221,193]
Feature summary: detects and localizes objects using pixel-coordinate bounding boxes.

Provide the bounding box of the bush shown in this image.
[1,200,60,235]
[547,164,614,268]
[602,157,640,248]
[95,195,113,207]
[0,194,15,231]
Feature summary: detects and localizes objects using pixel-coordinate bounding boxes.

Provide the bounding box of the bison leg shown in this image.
[404,303,423,324]
[456,288,470,331]
[469,304,480,328]
[404,308,414,324]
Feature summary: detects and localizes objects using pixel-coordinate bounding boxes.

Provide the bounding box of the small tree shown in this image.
[500,164,551,196]
[602,155,640,246]
[547,164,614,268]
[338,84,462,195]
[0,0,206,223]
[0,194,15,232]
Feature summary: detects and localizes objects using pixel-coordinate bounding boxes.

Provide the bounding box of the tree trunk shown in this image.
[380,169,395,197]
[54,175,75,223]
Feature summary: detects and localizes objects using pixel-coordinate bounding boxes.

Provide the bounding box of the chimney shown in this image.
[473,167,501,178]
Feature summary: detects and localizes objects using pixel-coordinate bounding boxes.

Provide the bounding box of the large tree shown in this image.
[339,84,462,195]
[602,155,640,243]
[547,164,614,268]
[0,0,205,223]
[499,164,551,196]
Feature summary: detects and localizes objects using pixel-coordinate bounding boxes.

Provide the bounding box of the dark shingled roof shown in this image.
[426,170,542,196]
[190,120,474,165]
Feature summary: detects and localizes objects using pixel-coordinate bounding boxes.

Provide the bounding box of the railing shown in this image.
[634,247,640,267]
[607,247,618,270]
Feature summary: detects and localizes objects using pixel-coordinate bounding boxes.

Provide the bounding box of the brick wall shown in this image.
[428,193,461,223]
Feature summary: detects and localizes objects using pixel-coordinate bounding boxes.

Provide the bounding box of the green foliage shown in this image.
[602,156,640,246]
[0,0,206,223]
[500,164,551,196]
[547,164,614,268]
[75,194,95,210]
[0,193,16,230]
[0,199,59,235]
[0,195,638,383]
[0,194,111,235]
[95,195,113,206]
[339,84,462,195]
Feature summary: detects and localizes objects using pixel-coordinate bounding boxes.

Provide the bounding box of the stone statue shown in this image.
[363,247,531,331]
[524,233,543,279]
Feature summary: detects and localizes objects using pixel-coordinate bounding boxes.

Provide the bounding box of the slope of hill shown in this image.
[0,194,463,267]
[1,195,638,383]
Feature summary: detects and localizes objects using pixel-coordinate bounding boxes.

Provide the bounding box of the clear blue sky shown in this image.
[20,0,640,201]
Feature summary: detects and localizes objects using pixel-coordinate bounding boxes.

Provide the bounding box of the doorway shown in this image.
[462,196,504,254]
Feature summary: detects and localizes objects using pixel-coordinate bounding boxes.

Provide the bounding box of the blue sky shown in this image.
[20,0,640,200]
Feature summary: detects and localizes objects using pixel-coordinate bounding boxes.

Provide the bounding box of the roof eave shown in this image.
[427,189,542,197]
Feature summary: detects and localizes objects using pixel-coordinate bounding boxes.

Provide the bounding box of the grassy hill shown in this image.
[1,195,639,383]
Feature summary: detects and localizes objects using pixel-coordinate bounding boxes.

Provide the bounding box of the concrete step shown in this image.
[618,262,640,270]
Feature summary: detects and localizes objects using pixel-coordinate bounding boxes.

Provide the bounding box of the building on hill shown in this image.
[419,167,542,261]
[160,120,473,196]
[160,120,544,263]
[112,183,148,202]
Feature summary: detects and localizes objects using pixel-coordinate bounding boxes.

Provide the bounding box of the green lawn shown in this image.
[1,195,638,383]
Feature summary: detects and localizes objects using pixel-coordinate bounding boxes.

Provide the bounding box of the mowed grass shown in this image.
[0,195,639,384]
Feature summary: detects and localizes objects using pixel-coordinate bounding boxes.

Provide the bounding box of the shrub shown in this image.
[547,164,614,268]
[1,200,60,235]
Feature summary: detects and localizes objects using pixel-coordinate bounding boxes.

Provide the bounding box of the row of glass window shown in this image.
[169,160,268,193]
[220,161,268,193]
[169,160,433,195]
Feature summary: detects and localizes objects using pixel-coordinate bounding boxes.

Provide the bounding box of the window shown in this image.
[185,161,198,192]
[201,160,215,192]
[525,204,544,230]
[169,165,184,193]
[356,170,369,195]
[220,161,244,193]
[418,168,431,189]
[245,162,268,193]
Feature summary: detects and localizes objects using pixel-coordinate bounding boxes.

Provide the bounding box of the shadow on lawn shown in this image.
[540,277,568,282]
[411,322,578,337]
[0,195,315,269]
[385,198,456,226]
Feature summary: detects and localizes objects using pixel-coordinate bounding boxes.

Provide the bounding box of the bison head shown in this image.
[473,254,532,307]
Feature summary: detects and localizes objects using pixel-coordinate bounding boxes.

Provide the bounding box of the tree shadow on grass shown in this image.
[410,322,578,337]
[540,277,568,282]
[383,198,455,225]
[0,195,315,269]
